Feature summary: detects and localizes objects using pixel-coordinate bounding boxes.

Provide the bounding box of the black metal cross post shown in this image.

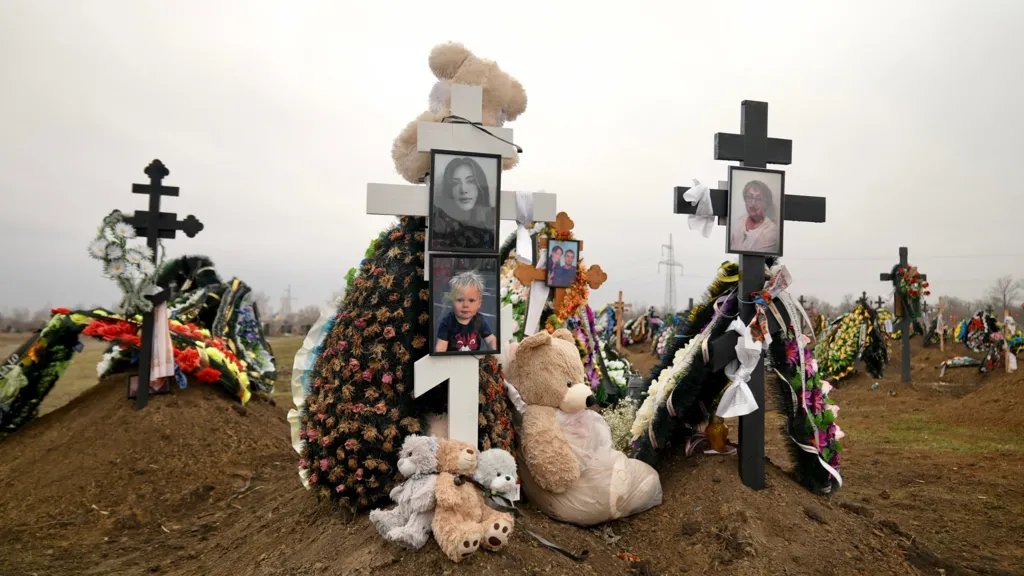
[124,160,204,409]
[879,246,926,384]
[674,101,826,491]
[798,295,807,309]
[875,296,886,310]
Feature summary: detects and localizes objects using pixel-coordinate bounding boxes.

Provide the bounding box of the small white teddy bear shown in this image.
[368,435,439,549]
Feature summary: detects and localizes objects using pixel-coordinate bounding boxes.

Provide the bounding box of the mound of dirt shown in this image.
[1,362,924,576]
[0,375,291,576]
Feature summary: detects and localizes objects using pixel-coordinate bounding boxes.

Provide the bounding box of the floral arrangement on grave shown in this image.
[86,210,163,315]
[815,295,888,383]
[290,42,526,511]
[629,260,843,495]
[890,263,930,321]
[0,255,276,437]
[505,213,619,403]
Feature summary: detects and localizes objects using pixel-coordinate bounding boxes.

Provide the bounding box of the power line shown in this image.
[657,234,684,312]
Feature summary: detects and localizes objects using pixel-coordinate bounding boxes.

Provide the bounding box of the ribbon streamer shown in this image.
[682,179,715,238]
[515,191,535,264]
[748,265,792,346]
[717,318,762,418]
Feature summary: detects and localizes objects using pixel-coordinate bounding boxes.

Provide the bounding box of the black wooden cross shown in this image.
[879,246,926,384]
[674,101,827,491]
[922,301,931,316]
[798,295,807,309]
[874,296,886,310]
[123,160,204,409]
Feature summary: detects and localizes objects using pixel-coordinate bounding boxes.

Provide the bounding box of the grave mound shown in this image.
[0,380,920,575]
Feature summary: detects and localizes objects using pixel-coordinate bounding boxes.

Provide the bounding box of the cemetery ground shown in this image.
[1,337,1021,576]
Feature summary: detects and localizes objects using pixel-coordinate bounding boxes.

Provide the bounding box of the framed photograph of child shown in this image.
[429,254,502,356]
[546,239,580,288]
[726,166,786,257]
[428,150,502,254]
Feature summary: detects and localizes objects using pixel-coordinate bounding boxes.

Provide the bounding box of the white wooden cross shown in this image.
[364,83,557,448]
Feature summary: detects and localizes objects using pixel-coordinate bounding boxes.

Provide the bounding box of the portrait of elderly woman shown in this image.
[727,167,785,256]
[428,151,501,253]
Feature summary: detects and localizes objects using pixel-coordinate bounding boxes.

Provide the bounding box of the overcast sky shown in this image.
[2,0,1023,316]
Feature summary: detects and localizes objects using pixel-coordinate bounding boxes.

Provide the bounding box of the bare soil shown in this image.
[1,336,1021,576]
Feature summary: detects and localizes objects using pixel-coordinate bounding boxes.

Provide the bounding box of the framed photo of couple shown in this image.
[726,166,786,257]
[429,254,501,357]
[427,150,502,254]
[546,239,580,288]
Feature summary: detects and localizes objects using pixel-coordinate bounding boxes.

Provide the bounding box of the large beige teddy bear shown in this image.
[505,329,663,526]
[391,42,527,184]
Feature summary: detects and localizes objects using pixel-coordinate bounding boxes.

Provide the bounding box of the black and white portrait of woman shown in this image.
[428,151,501,253]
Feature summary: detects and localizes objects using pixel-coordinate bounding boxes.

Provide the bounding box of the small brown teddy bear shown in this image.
[431,438,514,562]
[505,329,663,526]
[391,42,528,184]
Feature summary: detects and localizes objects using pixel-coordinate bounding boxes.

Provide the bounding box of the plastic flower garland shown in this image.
[890,263,930,321]
[499,256,529,340]
[816,303,888,383]
[87,210,164,315]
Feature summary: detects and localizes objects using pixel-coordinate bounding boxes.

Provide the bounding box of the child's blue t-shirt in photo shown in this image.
[436,311,493,351]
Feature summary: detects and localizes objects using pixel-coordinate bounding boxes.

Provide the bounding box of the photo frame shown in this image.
[429,253,502,357]
[545,238,581,288]
[726,165,786,257]
[127,375,171,399]
[427,149,502,254]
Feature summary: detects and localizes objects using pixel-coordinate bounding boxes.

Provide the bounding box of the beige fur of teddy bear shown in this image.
[505,329,663,526]
[391,42,527,184]
[430,439,514,562]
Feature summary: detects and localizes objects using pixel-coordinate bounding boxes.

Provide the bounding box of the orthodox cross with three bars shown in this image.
[123,160,204,410]
[879,246,926,384]
[365,83,557,449]
[674,101,827,491]
[512,212,608,313]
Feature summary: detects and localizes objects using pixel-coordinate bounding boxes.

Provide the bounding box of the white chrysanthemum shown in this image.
[510,293,520,305]
[138,259,156,275]
[500,286,508,299]
[125,250,144,264]
[105,243,123,259]
[114,222,136,239]
[106,259,127,276]
[88,239,108,259]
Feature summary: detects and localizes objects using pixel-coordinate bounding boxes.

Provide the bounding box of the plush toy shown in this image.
[391,42,527,184]
[368,435,439,549]
[432,440,514,562]
[473,448,518,496]
[505,329,663,526]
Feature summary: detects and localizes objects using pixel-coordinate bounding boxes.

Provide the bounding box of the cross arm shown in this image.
[125,211,204,238]
[132,183,179,197]
[674,187,827,224]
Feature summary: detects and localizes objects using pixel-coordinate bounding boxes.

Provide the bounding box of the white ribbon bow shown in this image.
[717,318,762,418]
[515,191,535,264]
[682,179,715,238]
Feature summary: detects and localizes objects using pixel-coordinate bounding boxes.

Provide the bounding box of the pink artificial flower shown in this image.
[826,404,840,417]
[821,381,833,395]
[349,358,360,370]
[315,412,327,421]
[362,369,373,382]
[299,458,308,469]
[832,424,845,441]
[320,436,332,446]
[355,468,364,480]
[383,326,396,339]
[306,429,317,440]
[804,389,823,413]
[805,358,819,378]
[355,318,367,328]
[382,372,394,385]
[339,341,348,351]
[345,439,357,451]
[309,473,318,484]
[785,340,800,366]
[336,484,346,493]
[353,403,365,413]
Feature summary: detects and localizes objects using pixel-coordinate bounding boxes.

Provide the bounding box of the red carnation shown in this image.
[51,307,71,316]
[195,367,221,383]
[175,347,201,372]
